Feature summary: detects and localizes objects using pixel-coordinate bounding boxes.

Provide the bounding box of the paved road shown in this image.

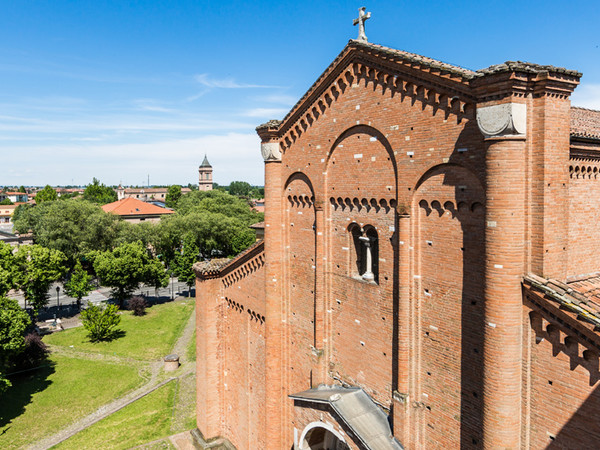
[10,278,194,319]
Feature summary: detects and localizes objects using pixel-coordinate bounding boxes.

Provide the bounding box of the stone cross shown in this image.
[353,7,371,42]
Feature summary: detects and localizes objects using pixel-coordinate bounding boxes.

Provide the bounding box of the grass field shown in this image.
[55,381,177,449]
[55,379,192,449]
[186,329,196,362]
[0,355,143,449]
[0,299,195,449]
[45,300,194,360]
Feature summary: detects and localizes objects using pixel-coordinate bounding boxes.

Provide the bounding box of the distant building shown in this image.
[116,186,191,201]
[251,198,265,213]
[102,197,175,223]
[0,192,28,203]
[55,187,84,197]
[198,155,213,191]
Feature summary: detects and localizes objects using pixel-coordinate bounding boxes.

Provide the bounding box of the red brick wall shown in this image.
[568,144,600,278]
[284,176,316,402]
[524,307,600,448]
[327,130,396,407]
[195,244,266,449]
[414,165,486,448]
[196,45,595,450]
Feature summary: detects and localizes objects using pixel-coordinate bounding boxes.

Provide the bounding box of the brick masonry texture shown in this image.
[194,40,600,449]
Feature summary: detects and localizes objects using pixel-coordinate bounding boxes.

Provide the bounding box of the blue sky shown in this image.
[1,1,599,187]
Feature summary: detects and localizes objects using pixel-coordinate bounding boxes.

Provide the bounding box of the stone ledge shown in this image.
[190,428,236,450]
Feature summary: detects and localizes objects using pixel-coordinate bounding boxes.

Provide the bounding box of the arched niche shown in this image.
[283,171,317,396]
[326,124,397,201]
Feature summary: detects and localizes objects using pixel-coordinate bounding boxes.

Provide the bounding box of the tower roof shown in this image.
[200,155,212,168]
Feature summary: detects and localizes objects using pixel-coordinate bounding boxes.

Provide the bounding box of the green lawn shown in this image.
[45,300,194,361]
[186,329,196,362]
[55,381,179,449]
[0,355,143,450]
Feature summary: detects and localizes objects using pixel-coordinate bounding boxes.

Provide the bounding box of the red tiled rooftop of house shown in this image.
[571,107,600,140]
[102,197,175,216]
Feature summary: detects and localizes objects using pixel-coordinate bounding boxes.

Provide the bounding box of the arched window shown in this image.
[349,223,378,283]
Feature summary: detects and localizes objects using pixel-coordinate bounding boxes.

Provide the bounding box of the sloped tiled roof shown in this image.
[193,240,264,278]
[199,155,212,168]
[102,197,175,216]
[571,107,600,140]
[524,273,600,330]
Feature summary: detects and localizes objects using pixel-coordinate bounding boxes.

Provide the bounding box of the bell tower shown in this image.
[198,155,213,191]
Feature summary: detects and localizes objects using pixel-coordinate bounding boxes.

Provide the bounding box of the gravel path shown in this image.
[28,306,197,450]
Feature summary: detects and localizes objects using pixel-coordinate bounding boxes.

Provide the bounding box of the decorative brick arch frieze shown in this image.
[225,297,266,325]
[524,284,600,386]
[221,250,265,289]
[569,162,600,180]
[278,52,476,154]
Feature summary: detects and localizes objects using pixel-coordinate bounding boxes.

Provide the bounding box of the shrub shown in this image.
[81,304,122,342]
[14,331,50,370]
[128,296,148,316]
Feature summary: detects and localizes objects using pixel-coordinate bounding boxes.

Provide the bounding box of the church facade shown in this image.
[194,38,600,449]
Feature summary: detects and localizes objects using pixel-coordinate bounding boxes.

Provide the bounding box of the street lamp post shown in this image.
[171,272,174,300]
[55,286,60,318]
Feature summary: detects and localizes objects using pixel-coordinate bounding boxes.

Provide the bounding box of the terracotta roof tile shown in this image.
[525,274,600,329]
[102,197,175,216]
[193,240,264,278]
[571,107,600,140]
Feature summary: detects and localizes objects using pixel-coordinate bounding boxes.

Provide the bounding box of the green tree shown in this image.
[165,185,182,208]
[93,241,167,308]
[18,186,26,194]
[172,234,200,295]
[175,189,263,224]
[83,178,117,205]
[64,261,94,309]
[35,185,57,203]
[80,303,121,342]
[0,198,13,205]
[13,199,124,264]
[228,181,252,197]
[14,244,67,312]
[0,242,16,296]
[0,296,31,393]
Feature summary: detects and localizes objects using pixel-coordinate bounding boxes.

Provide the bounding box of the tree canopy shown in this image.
[0,296,31,393]
[13,244,67,312]
[35,185,57,203]
[165,185,182,208]
[13,199,124,264]
[83,178,117,205]
[0,242,16,296]
[64,261,94,308]
[228,181,252,197]
[92,241,168,307]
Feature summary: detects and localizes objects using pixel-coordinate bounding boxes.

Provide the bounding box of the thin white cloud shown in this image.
[195,73,279,89]
[0,133,265,186]
[0,114,255,135]
[572,84,600,110]
[132,99,176,113]
[242,107,289,118]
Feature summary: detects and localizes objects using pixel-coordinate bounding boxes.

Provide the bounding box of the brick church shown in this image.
[193,19,600,449]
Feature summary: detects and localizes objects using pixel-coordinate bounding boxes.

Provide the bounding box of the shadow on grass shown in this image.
[88,329,126,343]
[0,361,56,431]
